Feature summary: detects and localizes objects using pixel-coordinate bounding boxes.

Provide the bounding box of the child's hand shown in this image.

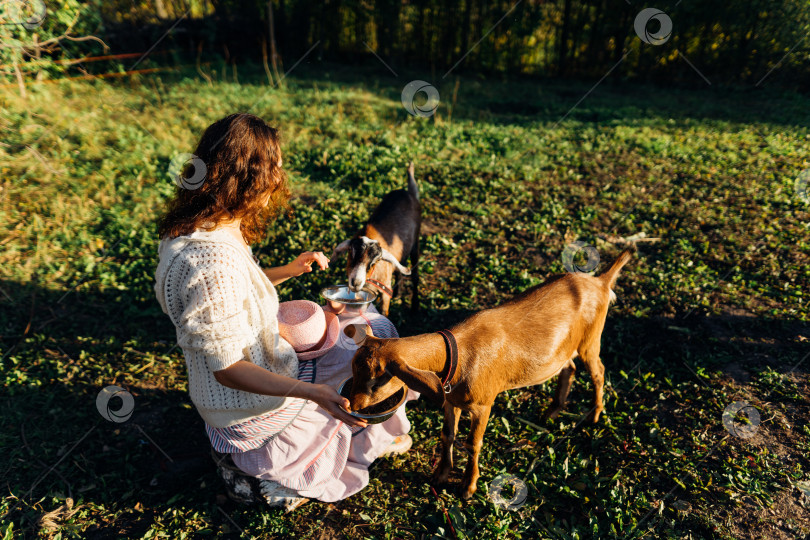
[287,251,329,277]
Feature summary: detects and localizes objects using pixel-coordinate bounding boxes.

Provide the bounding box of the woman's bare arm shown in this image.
[213,360,366,427]
[262,251,330,285]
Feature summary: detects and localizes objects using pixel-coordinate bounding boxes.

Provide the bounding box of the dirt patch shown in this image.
[719,366,810,539]
[725,487,810,539]
[420,219,442,236]
[701,306,757,341]
[723,361,752,384]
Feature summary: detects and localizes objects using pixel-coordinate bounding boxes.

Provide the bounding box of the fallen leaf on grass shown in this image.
[37,498,78,533]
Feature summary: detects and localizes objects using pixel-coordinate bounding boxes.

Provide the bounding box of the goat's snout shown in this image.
[347,265,367,292]
[349,392,372,412]
[349,380,405,413]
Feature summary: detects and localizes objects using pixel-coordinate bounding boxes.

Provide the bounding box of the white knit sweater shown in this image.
[154,228,299,428]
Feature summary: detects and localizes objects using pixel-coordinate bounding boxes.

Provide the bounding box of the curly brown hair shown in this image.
[157,113,290,244]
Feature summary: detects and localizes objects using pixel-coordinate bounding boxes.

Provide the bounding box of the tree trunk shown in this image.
[417,0,427,65]
[324,0,342,57]
[268,1,283,84]
[586,0,605,72]
[460,0,471,64]
[557,0,572,76]
[442,0,456,69]
[13,57,27,99]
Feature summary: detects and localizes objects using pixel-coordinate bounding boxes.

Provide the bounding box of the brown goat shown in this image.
[344,250,632,499]
[332,163,421,315]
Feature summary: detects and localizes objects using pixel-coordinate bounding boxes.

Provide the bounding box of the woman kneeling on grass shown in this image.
[154,113,413,511]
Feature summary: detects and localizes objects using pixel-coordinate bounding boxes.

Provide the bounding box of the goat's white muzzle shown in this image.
[348,265,367,292]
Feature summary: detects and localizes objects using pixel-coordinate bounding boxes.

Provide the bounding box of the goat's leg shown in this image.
[579,342,605,423]
[393,274,403,297]
[380,291,391,316]
[432,403,460,485]
[541,359,577,421]
[460,404,491,500]
[409,241,420,313]
[371,266,394,316]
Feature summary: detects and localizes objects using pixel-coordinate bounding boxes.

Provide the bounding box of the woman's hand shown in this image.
[308,384,368,428]
[287,251,329,277]
[214,363,366,427]
[263,251,329,285]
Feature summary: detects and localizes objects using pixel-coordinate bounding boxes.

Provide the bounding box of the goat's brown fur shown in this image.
[345,250,632,499]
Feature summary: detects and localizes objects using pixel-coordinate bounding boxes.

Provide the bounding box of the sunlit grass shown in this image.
[1,64,809,538]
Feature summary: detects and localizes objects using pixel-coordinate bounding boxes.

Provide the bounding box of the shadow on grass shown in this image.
[92,61,810,134]
[1,278,807,538]
[185,61,810,129]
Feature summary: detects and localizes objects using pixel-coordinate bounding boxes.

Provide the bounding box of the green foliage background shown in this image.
[2,0,810,86]
[0,0,103,80]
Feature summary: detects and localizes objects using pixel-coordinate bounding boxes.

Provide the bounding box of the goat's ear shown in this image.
[386,357,444,406]
[344,324,375,346]
[380,249,411,275]
[331,239,351,260]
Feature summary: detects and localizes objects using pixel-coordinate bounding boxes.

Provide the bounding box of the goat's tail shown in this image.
[407,161,419,200]
[599,249,633,289]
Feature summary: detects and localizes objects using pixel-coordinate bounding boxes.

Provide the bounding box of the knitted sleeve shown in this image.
[173,254,253,372]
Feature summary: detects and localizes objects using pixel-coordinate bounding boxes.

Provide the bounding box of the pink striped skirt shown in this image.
[229,308,416,502]
[231,394,414,502]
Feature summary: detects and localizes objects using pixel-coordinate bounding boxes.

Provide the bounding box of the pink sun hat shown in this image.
[277,300,340,360]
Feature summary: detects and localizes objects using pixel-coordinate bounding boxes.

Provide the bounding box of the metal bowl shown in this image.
[321,284,377,311]
[337,377,407,425]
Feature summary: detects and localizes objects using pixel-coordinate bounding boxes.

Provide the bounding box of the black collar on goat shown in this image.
[331,162,421,316]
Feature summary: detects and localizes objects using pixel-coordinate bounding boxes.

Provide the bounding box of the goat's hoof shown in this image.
[431,470,451,486]
[459,485,477,500]
[541,407,562,421]
[584,410,602,424]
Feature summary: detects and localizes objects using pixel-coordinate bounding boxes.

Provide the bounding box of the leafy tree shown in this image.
[1,0,106,96]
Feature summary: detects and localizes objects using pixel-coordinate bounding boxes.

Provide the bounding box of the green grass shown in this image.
[1,63,809,539]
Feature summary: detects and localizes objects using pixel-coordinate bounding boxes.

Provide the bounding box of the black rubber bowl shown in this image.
[337,377,407,425]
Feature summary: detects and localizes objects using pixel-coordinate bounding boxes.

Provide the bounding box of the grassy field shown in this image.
[1,62,809,539]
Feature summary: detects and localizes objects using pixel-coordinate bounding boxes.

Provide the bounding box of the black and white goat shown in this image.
[331,163,421,316]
